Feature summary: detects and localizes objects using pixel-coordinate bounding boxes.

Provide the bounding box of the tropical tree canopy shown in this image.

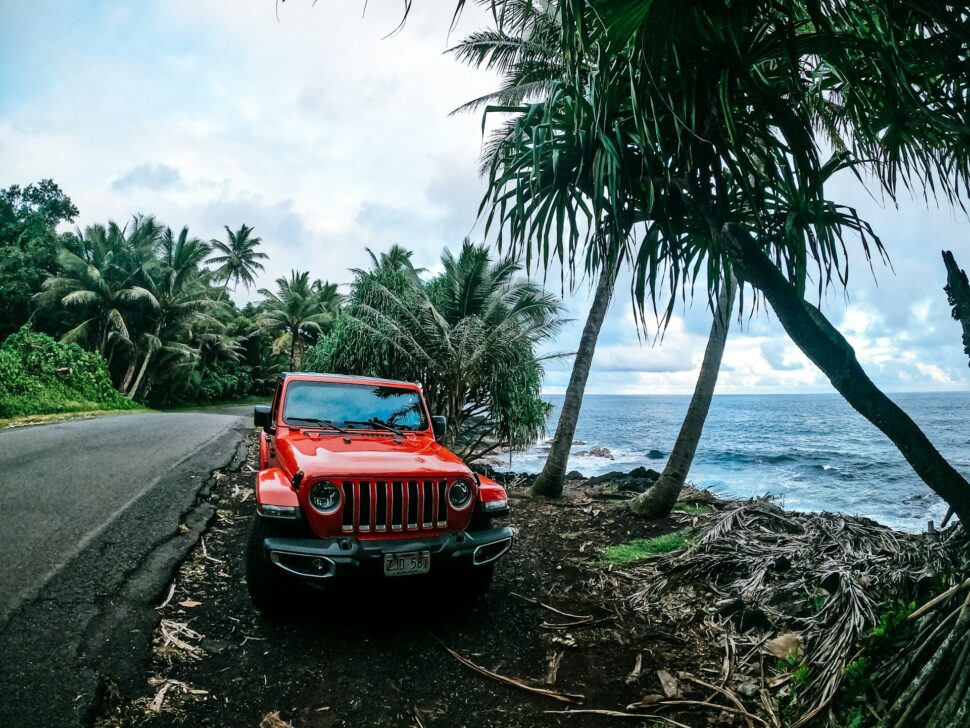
[258,270,341,369]
[473,0,967,320]
[304,241,565,462]
[0,180,79,339]
[28,210,288,406]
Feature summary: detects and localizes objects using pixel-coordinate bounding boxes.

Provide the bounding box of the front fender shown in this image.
[256,467,298,508]
[477,474,509,515]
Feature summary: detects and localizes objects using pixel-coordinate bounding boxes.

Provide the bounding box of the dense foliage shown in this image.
[0,180,79,340]
[0,179,343,414]
[304,242,564,461]
[0,327,137,418]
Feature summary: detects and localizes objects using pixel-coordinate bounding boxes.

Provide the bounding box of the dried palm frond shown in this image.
[628,500,963,726]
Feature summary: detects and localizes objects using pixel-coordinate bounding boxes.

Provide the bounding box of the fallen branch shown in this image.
[639,698,770,725]
[680,672,761,728]
[541,616,611,630]
[908,577,970,621]
[156,582,176,610]
[442,645,584,703]
[511,592,591,620]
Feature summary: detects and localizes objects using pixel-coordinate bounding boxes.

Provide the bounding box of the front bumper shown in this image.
[262,526,514,580]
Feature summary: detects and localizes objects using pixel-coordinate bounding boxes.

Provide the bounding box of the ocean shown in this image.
[498,392,970,533]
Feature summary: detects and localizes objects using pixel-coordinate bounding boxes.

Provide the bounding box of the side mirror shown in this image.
[254,405,272,431]
[431,415,447,440]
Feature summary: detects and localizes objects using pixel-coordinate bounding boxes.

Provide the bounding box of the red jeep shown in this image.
[247,372,512,610]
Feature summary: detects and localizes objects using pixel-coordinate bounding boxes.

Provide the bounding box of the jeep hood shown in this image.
[276,430,472,479]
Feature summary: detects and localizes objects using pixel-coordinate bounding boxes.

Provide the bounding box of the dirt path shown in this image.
[98,436,725,727]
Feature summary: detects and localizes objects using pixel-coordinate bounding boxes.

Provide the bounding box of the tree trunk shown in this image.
[943,250,970,368]
[629,276,736,517]
[532,263,618,497]
[725,224,970,525]
[289,330,297,370]
[120,362,136,394]
[128,350,152,401]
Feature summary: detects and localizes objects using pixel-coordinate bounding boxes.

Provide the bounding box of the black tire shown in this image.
[245,515,290,613]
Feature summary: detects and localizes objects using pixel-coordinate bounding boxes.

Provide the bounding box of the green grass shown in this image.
[674,501,713,516]
[0,407,143,429]
[600,530,690,565]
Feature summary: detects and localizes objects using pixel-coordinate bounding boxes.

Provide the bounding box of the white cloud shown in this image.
[2,0,969,394]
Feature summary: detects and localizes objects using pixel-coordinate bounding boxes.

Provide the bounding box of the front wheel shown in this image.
[245,515,290,613]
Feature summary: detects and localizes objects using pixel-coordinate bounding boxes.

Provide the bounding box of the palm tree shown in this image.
[311,242,564,460]
[630,278,736,516]
[466,5,970,723]
[125,226,218,400]
[39,218,160,361]
[475,1,970,525]
[208,224,268,290]
[258,270,340,369]
[453,3,623,495]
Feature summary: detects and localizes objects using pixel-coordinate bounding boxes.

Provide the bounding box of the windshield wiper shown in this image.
[345,419,405,437]
[287,417,349,433]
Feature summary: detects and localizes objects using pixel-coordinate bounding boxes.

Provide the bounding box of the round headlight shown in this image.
[308,481,341,514]
[448,480,473,510]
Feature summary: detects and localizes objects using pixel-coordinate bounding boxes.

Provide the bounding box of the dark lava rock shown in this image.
[646,449,667,460]
[575,447,614,459]
[586,471,628,486]
[616,478,653,493]
[565,470,585,480]
[586,467,659,494]
[628,466,661,481]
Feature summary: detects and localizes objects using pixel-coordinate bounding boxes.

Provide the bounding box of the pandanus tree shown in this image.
[209,224,268,291]
[473,1,970,529]
[452,1,623,495]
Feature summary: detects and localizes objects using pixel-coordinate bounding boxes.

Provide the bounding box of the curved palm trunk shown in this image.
[630,276,737,517]
[128,351,152,401]
[120,362,137,393]
[532,263,618,497]
[289,329,298,370]
[725,224,970,524]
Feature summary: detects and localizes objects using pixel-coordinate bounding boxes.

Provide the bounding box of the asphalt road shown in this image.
[0,409,252,727]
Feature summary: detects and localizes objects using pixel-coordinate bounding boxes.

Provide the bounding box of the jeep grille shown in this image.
[338,479,449,533]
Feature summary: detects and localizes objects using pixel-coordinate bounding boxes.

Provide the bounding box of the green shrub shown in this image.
[0,326,138,418]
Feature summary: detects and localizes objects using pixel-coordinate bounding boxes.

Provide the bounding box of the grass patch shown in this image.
[600,530,690,565]
[0,408,142,429]
[674,501,713,516]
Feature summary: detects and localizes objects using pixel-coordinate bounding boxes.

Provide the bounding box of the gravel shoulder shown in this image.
[97,435,724,728]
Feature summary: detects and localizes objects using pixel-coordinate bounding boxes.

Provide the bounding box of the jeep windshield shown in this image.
[282,381,428,431]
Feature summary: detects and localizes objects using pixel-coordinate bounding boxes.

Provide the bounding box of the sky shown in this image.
[1,0,968,395]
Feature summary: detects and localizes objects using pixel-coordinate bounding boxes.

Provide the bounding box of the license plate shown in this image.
[383,550,431,577]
